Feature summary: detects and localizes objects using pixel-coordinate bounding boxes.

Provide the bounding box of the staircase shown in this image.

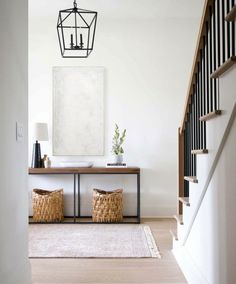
[172,1,236,283]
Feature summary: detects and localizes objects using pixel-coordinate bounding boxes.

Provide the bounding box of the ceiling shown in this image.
[30,0,204,20]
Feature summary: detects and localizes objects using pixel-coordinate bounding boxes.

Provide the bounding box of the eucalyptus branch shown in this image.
[111,124,126,155]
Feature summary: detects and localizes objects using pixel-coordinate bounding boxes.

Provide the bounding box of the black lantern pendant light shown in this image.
[57,0,97,58]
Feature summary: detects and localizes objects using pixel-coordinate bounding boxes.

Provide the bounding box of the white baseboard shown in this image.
[172,242,209,284]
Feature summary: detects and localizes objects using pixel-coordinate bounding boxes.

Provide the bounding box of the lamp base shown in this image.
[31,141,42,168]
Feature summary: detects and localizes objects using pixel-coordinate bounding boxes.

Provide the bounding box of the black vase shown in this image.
[31,141,42,168]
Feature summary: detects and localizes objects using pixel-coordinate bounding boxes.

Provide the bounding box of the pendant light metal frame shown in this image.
[57,0,97,58]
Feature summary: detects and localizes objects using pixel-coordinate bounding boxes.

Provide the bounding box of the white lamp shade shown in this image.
[33,123,49,141]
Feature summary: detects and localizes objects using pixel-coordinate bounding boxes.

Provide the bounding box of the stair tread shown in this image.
[179,197,190,206]
[174,214,184,225]
[210,56,236,78]
[184,176,198,183]
[199,110,222,121]
[191,149,208,154]
[170,229,178,241]
[225,5,236,21]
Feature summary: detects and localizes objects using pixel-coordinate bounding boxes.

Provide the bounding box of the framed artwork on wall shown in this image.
[53,66,104,156]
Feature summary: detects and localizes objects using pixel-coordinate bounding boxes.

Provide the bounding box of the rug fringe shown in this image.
[143,226,161,258]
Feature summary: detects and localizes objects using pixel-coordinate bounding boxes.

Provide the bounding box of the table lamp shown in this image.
[31,123,49,168]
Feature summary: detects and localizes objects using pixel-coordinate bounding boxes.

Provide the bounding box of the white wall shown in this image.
[28,0,204,217]
[0,0,31,283]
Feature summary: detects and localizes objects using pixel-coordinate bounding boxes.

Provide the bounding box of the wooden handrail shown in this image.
[180,0,212,134]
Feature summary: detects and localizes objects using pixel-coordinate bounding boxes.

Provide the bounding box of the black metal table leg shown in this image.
[137,172,141,223]
[73,174,76,223]
[77,173,80,220]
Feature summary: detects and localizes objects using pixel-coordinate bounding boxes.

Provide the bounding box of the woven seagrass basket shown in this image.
[92,188,123,223]
[32,189,64,222]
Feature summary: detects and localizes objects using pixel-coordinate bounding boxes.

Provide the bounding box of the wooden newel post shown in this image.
[177,127,184,215]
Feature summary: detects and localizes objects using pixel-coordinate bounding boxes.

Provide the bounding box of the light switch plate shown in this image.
[16,122,24,142]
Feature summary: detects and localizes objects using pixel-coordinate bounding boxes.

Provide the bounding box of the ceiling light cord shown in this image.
[73,0,77,9]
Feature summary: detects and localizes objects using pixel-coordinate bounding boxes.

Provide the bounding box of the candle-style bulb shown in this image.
[80,34,84,49]
[70,34,74,48]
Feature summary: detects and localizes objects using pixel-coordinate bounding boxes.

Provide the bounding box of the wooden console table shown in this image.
[28,167,141,224]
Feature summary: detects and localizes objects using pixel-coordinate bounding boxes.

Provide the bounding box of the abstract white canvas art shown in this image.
[53,67,104,155]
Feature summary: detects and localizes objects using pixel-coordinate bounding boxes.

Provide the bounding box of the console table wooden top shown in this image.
[28,167,140,175]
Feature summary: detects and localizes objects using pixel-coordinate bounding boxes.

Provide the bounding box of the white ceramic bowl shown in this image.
[60,161,93,168]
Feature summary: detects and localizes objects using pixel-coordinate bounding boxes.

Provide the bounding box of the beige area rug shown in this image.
[29,224,161,258]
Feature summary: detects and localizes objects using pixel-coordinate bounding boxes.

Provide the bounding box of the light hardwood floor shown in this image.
[30,218,187,284]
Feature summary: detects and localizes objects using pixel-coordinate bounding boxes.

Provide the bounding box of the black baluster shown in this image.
[206,22,210,114]
[184,129,187,196]
[202,37,207,149]
[192,91,195,152]
[186,120,189,189]
[213,1,218,110]
[194,83,198,176]
[222,0,226,62]
[232,0,235,56]
[187,115,191,178]
[189,116,191,179]
[200,60,203,150]
[217,0,221,67]
[186,122,188,181]
[197,68,201,149]
[194,149,196,177]
[190,108,193,176]
[191,98,194,174]
[193,84,197,150]
[226,0,231,58]
[199,55,204,149]
[203,36,206,117]
[195,75,199,150]
[209,5,213,112]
